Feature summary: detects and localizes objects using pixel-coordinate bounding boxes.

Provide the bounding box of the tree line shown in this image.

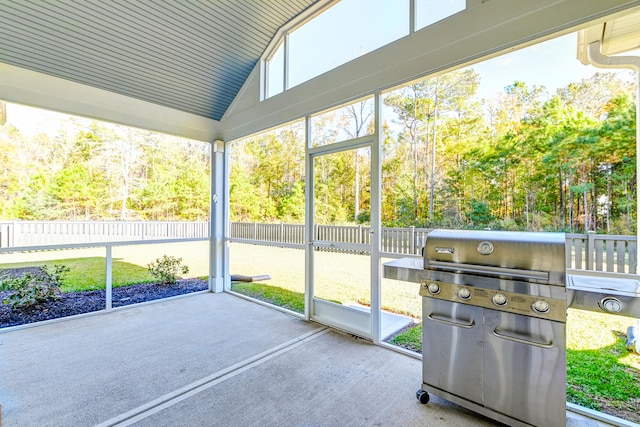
[0,116,211,221]
[230,70,637,234]
[2,68,636,234]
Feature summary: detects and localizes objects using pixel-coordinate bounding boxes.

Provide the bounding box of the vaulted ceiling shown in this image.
[0,0,318,121]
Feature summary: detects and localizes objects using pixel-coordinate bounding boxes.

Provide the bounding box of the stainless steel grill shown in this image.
[384,229,640,426]
[418,229,567,427]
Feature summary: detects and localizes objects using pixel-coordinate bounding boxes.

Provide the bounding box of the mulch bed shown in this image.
[0,272,208,328]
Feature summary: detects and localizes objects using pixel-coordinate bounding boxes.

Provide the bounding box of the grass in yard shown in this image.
[389,323,422,353]
[230,282,304,313]
[567,337,640,418]
[0,257,155,292]
[229,244,423,317]
[565,309,640,422]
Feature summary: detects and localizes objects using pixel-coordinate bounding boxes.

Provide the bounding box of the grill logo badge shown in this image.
[477,241,494,255]
[434,247,454,254]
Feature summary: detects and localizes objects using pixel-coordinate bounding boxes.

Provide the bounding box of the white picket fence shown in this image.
[229,222,430,252]
[1,220,637,274]
[230,222,638,274]
[566,233,637,274]
[0,220,209,247]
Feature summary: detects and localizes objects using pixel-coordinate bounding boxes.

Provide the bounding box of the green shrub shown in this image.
[147,255,189,285]
[0,272,13,291]
[2,265,69,309]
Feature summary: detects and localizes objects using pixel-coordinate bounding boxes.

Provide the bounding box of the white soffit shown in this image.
[577,6,640,64]
[602,9,640,54]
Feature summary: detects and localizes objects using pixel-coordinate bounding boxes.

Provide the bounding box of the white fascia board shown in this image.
[221,0,640,142]
[0,63,221,142]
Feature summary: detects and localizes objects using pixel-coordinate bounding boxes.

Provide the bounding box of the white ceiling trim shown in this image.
[0,63,221,142]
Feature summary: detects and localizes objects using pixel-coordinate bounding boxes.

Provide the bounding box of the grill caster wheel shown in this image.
[416,389,429,404]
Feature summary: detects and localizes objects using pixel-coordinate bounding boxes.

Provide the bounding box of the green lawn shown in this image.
[0,257,155,292]
[230,282,305,313]
[566,309,640,421]
[0,241,211,292]
[1,241,210,273]
[228,243,422,317]
[389,323,422,352]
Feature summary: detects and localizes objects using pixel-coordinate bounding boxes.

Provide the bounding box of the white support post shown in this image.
[284,32,290,91]
[636,61,639,272]
[105,245,112,310]
[409,0,416,34]
[371,91,382,344]
[304,115,313,321]
[210,140,226,293]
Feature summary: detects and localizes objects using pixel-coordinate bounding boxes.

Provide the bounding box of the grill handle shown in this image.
[427,314,475,329]
[427,261,550,282]
[492,328,554,348]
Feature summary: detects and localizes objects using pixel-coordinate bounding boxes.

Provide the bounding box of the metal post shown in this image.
[105,245,112,310]
[409,0,416,34]
[371,91,382,344]
[304,115,313,320]
[210,140,225,293]
[636,62,639,272]
[410,226,416,254]
[223,138,231,290]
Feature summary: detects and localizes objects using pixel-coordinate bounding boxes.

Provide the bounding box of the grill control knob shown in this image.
[599,297,622,313]
[492,293,508,306]
[532,300,550,313]
[427,283,440,295]
[457,288,472,300]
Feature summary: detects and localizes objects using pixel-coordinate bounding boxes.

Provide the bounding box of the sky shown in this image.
[471,33,588,99]
[5,104,77,138]
[470,33,617,100]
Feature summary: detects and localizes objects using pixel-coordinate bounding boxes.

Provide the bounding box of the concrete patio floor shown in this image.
[0,293,624,426]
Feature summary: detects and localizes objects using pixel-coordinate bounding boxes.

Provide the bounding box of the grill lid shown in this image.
[423,229,566,285]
